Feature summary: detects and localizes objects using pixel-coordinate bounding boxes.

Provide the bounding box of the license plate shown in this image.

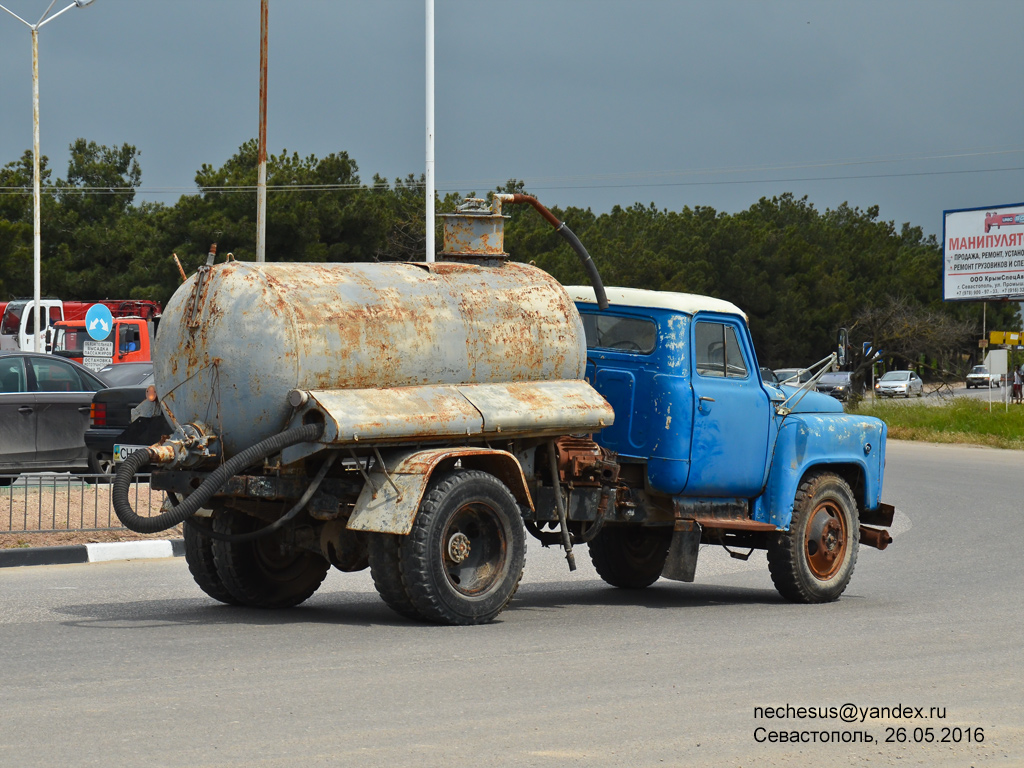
[113,444,147,462]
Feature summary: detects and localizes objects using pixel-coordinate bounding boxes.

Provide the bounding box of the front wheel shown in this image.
[768,472,859,603]
[398,470,526,625]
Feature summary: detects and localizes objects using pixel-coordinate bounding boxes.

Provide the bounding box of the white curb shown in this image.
[86,540,175,563]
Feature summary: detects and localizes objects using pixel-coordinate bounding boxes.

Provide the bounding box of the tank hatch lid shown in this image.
[282,380,614,463]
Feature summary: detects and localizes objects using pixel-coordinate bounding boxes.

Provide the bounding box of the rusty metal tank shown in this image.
[153,260,587,457]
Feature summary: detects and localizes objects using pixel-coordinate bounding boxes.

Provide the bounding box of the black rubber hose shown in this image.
[557,223,609,310]
[112,422,324,534]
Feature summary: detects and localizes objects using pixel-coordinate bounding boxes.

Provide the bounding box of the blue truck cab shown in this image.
[565,285,894,603]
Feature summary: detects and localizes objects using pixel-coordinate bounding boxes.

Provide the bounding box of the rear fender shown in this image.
[346,447,532,535]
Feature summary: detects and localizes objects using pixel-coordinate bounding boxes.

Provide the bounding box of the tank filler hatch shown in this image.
[438,197,509,265]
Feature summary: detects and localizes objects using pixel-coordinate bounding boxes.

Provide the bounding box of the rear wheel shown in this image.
[211,509,329,608]
[84,451,115,484]
[588,526,672,589]
[768,472,859,603]
[183,518,239,605]
[398,470,526,625]
[367,533,423,621]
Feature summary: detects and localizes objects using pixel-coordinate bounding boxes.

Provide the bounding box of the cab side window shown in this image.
[695,321,748,378]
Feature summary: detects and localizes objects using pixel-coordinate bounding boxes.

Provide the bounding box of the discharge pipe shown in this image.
[495,193,609,310]
[112,422,324,534]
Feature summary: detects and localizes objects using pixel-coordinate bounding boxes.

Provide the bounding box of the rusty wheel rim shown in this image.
[441,502,507,597]
[804,500,847,580]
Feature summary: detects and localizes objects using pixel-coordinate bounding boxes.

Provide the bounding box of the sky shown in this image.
[1,0,1023,242]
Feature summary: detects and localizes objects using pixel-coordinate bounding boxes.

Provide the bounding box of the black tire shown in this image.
[367,533,423,621]
[183,519,240,605]
[398,470,526,625]
[588,526,672,589]
[83,451,115,485]
[211,509,329,608]
[768,472,859,603]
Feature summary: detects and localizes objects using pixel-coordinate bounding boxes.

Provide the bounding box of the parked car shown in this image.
[965,365,999,389]
[816,371,858,402]
[774,367,812,386]
[0,350,109,484]
[760,366,781,386]
[84,363,166,477]
[875,370,924,398]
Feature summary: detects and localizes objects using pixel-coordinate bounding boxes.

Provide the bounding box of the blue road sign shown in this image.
[85,304,114,341]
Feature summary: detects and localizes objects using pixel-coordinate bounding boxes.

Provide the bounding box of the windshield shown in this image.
[818,372,851,385]
[775,368,809,383]
[97,363,154,387]
[880,371,910,381]
[970,366,988,374]
[0,302,24,335]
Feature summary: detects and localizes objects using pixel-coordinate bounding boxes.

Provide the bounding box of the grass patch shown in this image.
[850,398,1024,450]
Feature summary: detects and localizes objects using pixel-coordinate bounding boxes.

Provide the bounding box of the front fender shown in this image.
[753,414,886,529]
[346,447,532,535]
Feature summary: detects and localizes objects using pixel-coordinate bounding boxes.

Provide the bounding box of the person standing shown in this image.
[1014,366,1022,405]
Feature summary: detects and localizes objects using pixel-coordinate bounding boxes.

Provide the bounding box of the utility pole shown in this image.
[425,0,435,262]
[256,0,269,262]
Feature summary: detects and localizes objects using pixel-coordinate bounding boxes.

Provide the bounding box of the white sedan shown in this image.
[875,370,924,398]
[965,365,999,389]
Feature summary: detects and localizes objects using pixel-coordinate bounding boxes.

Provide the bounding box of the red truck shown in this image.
[0,298,160,353]
[52,316,154,371]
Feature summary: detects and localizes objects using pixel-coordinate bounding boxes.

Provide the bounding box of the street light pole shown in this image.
[0,0,96,352]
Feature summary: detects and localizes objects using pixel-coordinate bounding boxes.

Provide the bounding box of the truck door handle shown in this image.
[18,406,32,414]
[698,395,715,413]
[699,396,715,403]
[78,406,91,413]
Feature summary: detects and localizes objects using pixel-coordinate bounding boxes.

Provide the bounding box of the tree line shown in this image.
[0,138,1014,374]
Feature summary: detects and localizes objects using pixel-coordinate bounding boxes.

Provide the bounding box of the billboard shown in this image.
[943,203,1024,301]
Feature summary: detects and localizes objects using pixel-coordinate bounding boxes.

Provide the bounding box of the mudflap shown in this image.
[661,520,701,582]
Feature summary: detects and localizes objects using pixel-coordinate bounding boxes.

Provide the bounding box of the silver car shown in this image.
[875,370,924,398]
[0,351,108,484]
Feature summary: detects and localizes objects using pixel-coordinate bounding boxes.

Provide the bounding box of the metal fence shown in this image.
[1,474,162,534]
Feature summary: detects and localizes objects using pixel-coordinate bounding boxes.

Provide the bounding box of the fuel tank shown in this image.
[153,260,587,457]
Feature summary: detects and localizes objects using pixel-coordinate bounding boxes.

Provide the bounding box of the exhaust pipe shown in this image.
[859,525,892,551]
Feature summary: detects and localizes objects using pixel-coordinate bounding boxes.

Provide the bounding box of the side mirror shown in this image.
[836,328,848,368]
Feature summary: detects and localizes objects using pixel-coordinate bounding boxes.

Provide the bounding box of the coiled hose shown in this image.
[112,422,324,534]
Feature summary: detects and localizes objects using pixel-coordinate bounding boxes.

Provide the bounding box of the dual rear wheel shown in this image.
[183,510,329,609]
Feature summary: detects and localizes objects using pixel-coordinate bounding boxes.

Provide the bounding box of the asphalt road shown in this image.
[1,440,1021,767]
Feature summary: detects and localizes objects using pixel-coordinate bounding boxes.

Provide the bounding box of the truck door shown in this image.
[19,300,63,352]
[686,315,771,497]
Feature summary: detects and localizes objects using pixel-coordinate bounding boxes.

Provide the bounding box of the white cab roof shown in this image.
[566,285,746,320]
